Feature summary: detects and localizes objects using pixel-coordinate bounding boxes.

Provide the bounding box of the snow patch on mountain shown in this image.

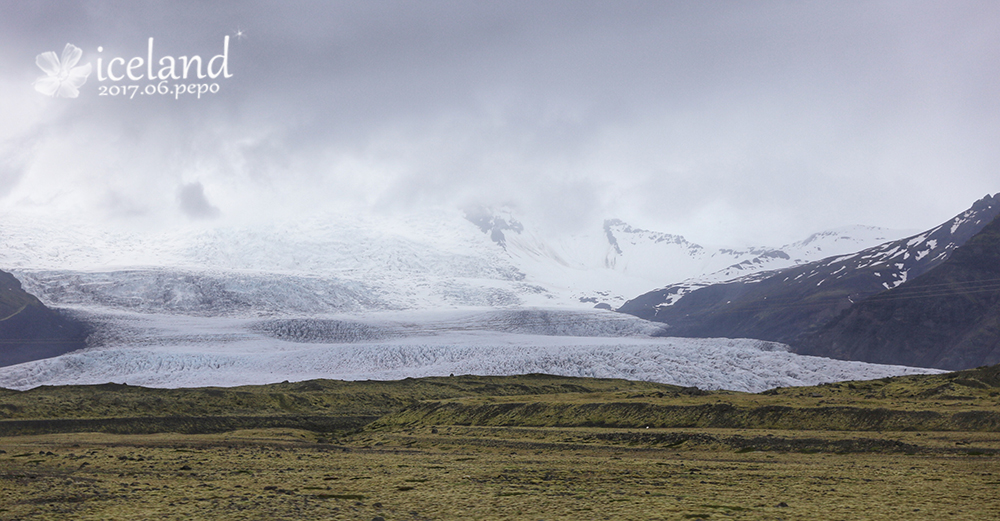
[691,224,920,284]
[620,195,1000,341]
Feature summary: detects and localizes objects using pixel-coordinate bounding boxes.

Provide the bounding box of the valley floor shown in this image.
[2,427,999,520]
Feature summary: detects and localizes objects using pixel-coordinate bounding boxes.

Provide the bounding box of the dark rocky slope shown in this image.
[795,212,1000,370]
[0,269,89,367]
[618,194,1000,350]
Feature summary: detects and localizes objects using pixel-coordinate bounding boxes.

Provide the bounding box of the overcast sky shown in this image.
[1,1,998,245]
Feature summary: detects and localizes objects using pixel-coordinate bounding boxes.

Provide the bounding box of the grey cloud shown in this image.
[178,182,220,219]
[1,1,998,244]
[101,190,149,218]
[0,135,37,198]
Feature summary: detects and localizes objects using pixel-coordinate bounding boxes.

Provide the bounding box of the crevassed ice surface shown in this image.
[0,309,943,391]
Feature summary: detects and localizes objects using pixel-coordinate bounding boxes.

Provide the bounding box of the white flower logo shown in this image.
[33,43,92,98]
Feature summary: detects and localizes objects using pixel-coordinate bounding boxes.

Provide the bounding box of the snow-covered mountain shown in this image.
[464,206,913,309]
[699,224,921,283]
[2,209,522,315]
[618,193,1000,353]
[1,207,913,316]
[796,208,1000,370]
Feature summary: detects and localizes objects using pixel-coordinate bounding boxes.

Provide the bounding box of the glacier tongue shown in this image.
[0,308,942,392]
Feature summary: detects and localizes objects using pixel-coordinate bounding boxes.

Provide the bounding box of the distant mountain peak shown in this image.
[603,219,701,250]
[794,225,903,248]
[464,206,524,250]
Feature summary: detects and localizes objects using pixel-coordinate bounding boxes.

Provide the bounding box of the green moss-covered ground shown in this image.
[2,367,1000,519]
[2,427,998,520]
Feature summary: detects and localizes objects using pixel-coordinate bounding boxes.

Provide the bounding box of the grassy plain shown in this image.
[1,367,1000,520]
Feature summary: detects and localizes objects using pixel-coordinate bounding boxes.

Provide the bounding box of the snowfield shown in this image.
[0,309,942,392]
[0,208,914,312]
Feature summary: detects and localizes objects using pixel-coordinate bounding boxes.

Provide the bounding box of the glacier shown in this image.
[0,308,942,392]
[0,207,940,391]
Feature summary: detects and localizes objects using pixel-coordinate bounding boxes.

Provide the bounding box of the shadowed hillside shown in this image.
[618,193,1000,371]
[0,270,89,368]
[795,212,1000,369]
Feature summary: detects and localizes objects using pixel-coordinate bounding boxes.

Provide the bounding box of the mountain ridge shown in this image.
[795,210,1000,369]
[617,193,1000,362]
